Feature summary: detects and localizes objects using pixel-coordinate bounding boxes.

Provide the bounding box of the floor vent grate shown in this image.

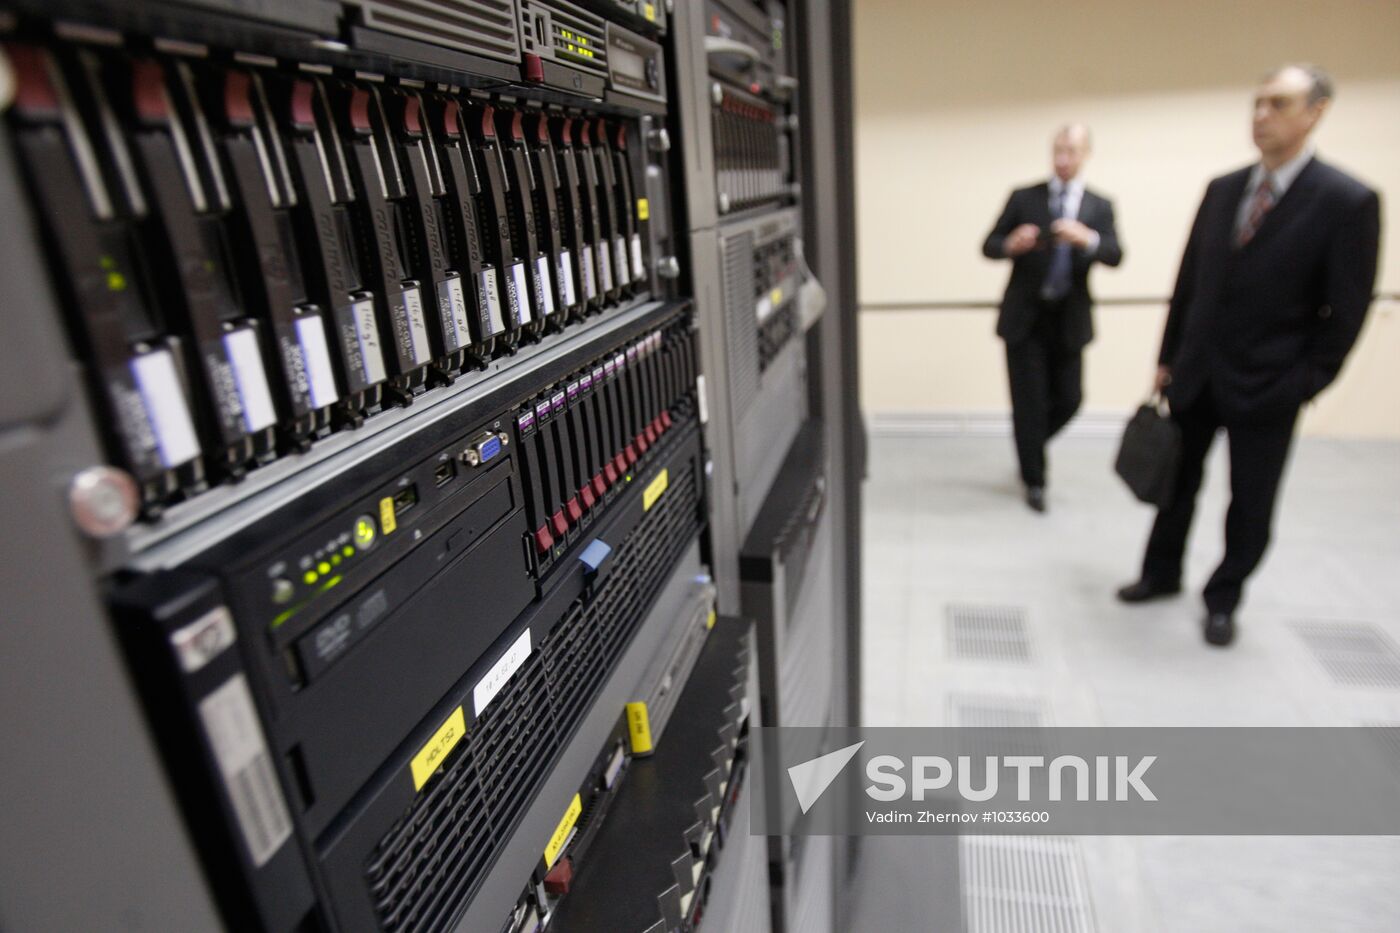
[1293,621,1400,689]
[947,605,1033,663]
[960,835,1097,933]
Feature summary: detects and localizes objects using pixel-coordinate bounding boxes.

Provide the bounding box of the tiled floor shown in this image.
[851,429,1400,932]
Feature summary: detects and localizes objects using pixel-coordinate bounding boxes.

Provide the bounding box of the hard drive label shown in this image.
[534,255,555,316]
[630,233,644,281]
[130,349,201,469]
[477,267,506,337]
[581,244,598,300]
[396,284,432,366]
[108,376,162,473]
[202,348,246,438]
[336,297,387,389]
[557,250,577,306]
[292,314,340,409]
[614,235,629,285]
[223,327,278,433]
[598,239,614,293]
[437,273,472,353]
[506,262,531,326]
[198,674,293,868]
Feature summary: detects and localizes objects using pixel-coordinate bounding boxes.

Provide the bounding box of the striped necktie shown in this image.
[1236,172,1276,247]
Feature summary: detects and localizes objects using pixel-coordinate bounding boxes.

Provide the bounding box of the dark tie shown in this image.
[1041,186,1072,301]
[1236,173,1276,247]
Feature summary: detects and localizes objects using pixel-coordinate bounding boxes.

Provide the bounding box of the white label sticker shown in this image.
[198,674,293,868]
[400,285,432,365]
[509,261,533,325]
[223,328,278,433]
[130,349,201,468]
[349,298,387,385]
[614,236,629,285]
[599,240,614,293]
[557,251,576,306]
[534,255,556,316]
[630,233,644,281]
[479,267,506,336]
[697,373,709,424]
[439,274,472,352]
[473,628,532,716]
[294,315,339,409]
[581,245,598,300]
[756,295,774,323]
[171,606,237,674]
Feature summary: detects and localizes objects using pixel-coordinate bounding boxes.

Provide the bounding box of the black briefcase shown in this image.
[1114,397,1181,509]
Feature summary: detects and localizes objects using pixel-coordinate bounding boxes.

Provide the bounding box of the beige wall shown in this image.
[854,0,1400,437]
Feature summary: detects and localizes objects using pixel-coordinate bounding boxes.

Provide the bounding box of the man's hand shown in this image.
[1004,223,1040,257]
[1153,366,1172,393]
[1051,218,1096,250]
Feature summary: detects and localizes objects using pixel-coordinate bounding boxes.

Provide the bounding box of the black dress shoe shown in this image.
[1204,612,1235,646]
[1025,486,1046,513]
[1115,579,1181,603]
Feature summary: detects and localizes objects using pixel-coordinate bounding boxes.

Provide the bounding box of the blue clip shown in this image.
[578,539,613,574]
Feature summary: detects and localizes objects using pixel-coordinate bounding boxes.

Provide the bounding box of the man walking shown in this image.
[983,125,1123,513]
[1117,64,1381,646]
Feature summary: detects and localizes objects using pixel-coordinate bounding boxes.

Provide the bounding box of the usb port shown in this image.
[433,460,456,487]
[393,485,418,514]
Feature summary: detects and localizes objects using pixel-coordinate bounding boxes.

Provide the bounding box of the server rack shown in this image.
[0,0,860,930]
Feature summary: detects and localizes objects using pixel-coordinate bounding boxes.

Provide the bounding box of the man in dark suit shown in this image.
[983,125,1123,512]
[1118,64,1381,647]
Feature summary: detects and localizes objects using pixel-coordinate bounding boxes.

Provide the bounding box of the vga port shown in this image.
[462,431,507,467]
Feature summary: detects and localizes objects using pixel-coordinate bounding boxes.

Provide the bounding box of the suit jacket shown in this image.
[1159,157,1381,422]
[982,182,1124,350]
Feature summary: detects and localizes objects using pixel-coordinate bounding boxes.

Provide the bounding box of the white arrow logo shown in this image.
[787,741,865,814]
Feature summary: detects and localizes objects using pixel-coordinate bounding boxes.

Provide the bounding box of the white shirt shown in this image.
[1048,176,1100,254]
[1234,143,1315,239]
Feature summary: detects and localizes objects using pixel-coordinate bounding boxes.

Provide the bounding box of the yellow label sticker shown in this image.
[707,609,717,630]
[410,707,465,791]
[378,496,397,535]
[636,198,650,221]
[642,468,669,512]
[544,793,583,869]
[644,3,656,22]
[627,701,654,755]
[770,287,783,308]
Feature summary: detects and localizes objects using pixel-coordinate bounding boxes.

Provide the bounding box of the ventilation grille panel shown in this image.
[365,444,702,932]
[1294,621,1400,689]
[721,230,760,412]
[352,0,523,62]
[947,605,1033,664]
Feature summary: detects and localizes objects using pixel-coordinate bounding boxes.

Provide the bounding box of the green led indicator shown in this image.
[354,516,377,550]
[303,570,318,585]
[331,554,342,566]
[343,545,355,558]
[317,561,331,575]
[319,574,343,592]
